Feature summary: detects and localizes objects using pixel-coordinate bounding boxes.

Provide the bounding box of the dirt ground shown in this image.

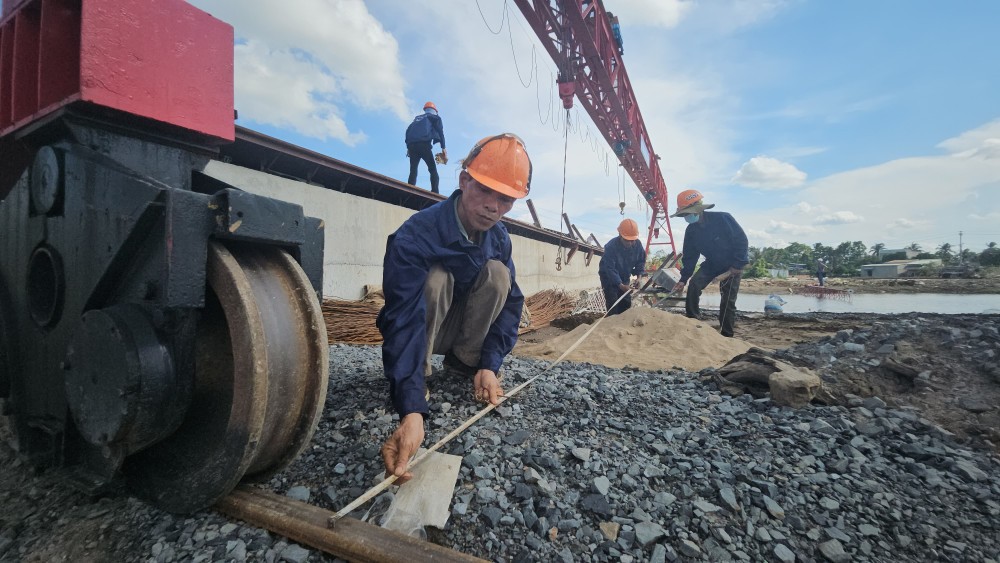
[740,274,1000,295]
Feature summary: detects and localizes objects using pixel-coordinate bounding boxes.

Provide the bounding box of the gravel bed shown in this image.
[3,327,1000,562]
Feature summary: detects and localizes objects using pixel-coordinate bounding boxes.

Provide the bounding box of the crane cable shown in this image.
[555,107,571,271]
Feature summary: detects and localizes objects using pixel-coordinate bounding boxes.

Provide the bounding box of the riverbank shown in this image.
[740,274,1000,295]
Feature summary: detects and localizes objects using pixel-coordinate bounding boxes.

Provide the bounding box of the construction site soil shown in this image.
[739,275,1000,295]
[1,283,998,562]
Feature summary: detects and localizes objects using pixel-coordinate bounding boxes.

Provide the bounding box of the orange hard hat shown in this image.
[423,101,437,111]
[617,218,640,240]
[461,133,532,199]
[672,189,715,217]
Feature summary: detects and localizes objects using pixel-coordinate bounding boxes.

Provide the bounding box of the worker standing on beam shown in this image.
[671,190,749,337]
[405,101,447,194]
[599,218,646,315]
[378,133,530,482]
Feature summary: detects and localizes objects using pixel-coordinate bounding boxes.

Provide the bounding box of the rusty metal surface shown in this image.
[125,242,329,512]
[216,487,488,563]
[219,126,603,255]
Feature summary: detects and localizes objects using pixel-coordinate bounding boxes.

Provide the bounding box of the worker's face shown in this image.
[621,237,637,247]
[457,172,516,233]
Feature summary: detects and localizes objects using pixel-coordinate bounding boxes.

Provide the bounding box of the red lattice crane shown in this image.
[513,0,676,256]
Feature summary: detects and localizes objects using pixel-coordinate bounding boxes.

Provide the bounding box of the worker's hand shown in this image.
[381,413,425,483]
[727,267,744,277]
[673,281,686,294]
[619,283,631,292]
[473,369,504,406]
[441,149,448,164]
[405,149,410,158]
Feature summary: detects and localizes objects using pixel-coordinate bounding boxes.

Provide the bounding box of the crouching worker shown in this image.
[599,218,646,315]
[377,134,531,482]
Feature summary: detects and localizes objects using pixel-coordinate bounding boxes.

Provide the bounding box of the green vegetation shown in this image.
[644,240,1000,279]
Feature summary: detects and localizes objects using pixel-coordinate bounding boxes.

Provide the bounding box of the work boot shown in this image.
[443,352,477,378]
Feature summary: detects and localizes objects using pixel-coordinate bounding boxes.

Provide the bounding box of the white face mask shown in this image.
[684,214,700,224]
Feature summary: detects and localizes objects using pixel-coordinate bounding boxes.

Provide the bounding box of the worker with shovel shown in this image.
[599,218,646,315]
[671,190,748,337]
[378,133,531,482]
[405,101,447,193]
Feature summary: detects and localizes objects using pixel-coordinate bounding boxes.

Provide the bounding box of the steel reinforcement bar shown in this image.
[215,486,486,563]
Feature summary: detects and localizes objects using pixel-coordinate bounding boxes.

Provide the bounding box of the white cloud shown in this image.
[732,156,807,189]
[971,138,1000,160]
[814,211,864,225]
[190,0,409,143]
[612,0,692,29]
[233,40,366,145]
[767,220,819,236]
[937,118,1000,155]
[792,120,1000,249]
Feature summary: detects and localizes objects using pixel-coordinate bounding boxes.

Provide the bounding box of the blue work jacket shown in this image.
[376,191,524,417]
[598,236,646,288]
[678,211,749,283]
[404,111,446,149]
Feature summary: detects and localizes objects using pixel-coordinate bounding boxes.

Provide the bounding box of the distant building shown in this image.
[877,248,919,261]
[767,267,789,279]
[860,258,942,278]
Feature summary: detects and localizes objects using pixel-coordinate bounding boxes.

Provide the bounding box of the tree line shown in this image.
[648,241,1000,278]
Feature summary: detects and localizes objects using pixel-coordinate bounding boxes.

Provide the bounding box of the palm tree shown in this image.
[989,242,997,249]
[907,242,922,252]
[936,242,953,257]
[869,242,885,259]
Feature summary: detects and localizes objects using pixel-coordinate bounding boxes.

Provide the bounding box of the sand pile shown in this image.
[513,307,751,372]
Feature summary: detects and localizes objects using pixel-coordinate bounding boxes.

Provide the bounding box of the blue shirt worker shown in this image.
[598,218,646,315]
[377,133,531,482]
[671,189,749,337]
[405,101,447,193]
[816,258,827,287]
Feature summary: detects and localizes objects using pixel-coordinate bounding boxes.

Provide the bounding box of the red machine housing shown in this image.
[0,0,234,142]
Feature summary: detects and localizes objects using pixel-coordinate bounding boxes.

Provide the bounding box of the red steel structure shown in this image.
[513,0,676,256]
[0,0,234,142]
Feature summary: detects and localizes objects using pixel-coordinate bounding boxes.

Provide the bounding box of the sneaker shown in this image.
[443,352,477,378]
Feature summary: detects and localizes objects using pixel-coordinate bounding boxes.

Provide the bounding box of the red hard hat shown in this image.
[423,101,437,111]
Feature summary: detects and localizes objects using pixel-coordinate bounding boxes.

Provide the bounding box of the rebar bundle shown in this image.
[519,289,576,334]
[797,285,853,300]
[321,288,577,345]
[322,299,384,344]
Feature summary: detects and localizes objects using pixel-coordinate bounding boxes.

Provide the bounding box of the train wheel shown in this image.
[125,241,329,513]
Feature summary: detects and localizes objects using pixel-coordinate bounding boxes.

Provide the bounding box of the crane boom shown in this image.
[513,0,676,255]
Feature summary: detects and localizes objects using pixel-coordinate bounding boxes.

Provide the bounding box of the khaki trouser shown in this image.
[423,260,511,376]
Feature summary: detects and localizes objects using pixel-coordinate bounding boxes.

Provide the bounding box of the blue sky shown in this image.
[186,0,1000,255]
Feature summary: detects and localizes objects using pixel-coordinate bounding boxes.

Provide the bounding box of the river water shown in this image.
[693,292,1000,315]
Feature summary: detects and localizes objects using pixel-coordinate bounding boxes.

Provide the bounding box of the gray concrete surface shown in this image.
[204,160,601,299]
